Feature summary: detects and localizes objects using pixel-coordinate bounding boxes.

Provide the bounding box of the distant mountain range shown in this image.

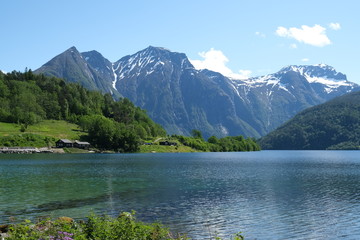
[259,90,360,150]
[34,46,359,138]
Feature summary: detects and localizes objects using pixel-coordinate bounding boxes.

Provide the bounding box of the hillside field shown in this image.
[0,120,86,148]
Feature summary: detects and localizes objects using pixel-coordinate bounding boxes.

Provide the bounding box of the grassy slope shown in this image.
[0,120,86,139]
[139,144,198,153]
[0,120,87,148]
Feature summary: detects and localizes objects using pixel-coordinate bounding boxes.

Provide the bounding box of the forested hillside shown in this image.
[0,70,166,152]
[260,91,360,150]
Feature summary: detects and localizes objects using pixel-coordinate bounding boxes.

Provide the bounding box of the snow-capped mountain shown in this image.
[34,46,360,138]
[223,64,358,134]
[110,47,258,137]
[235,64,354,95]
[279,64,355,95]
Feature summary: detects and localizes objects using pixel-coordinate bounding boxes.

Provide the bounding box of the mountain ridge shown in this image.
[34,46,359,138]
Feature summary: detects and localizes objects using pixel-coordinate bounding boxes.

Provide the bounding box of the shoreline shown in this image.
[0,147,55,154]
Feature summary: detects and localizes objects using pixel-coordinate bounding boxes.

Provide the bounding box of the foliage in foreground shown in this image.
[6,212,186,240]
[4,212,244,240]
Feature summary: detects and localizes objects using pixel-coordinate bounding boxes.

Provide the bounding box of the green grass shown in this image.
[0,133,55,148]
[139,144,198,153]
[63,147,94,153]
[0,120,87,148]
[0,120,86,140]
[0,122,20,135]
[139,138,199,153]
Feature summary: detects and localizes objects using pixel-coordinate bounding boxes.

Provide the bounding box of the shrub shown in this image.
[6,212,189,240]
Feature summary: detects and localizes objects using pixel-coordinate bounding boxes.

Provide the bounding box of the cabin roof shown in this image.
[74,140,90,145]
[58,139,73,144]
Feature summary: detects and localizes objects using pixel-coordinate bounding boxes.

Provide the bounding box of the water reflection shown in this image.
[1,151,360,239]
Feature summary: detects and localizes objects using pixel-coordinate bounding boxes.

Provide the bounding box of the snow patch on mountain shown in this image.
[235,74,289,91]
[279,64,355,93]
[112,46,187,81]
[112,63,120,90]
[305,74,349,86]
[235,64,355,94]
[303,73,353,92]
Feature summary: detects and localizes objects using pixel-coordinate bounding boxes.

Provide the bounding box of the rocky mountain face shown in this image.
[35,46,359,138]
[34,47,121,98]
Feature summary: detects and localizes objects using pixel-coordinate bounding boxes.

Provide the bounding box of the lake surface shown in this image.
[1,151,360,239]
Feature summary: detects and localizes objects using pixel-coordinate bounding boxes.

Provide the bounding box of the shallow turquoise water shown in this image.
[1,151,360,239]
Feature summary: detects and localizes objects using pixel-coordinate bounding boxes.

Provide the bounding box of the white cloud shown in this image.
[329,22,341,30]
[301,58,310,62]
[190,48,251,79]
[238,70,252,78]
[290,43,298,49]
[276,24,331,47]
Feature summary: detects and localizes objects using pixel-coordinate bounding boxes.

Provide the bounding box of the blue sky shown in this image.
[1,0,360,83]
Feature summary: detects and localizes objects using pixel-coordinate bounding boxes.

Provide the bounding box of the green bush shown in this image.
[6,212,188,240]
[0,133,56,147]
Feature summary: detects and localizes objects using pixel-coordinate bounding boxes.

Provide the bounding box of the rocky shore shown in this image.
[0,147,54,154]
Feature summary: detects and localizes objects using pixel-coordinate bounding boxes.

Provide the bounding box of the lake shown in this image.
[1,151,360,239]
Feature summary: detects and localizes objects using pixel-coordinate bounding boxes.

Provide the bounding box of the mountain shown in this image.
[111,46,259,137]
[35,46,359,138]
[34,47,121,98]
[259,91,360,150]
[228,64,359,135]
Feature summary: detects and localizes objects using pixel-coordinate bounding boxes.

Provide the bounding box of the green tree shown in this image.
[191,129,203,140]
[208,135,219,144]
[112,98,135,124]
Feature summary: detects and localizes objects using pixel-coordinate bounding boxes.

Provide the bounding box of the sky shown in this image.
[1,0,360,83]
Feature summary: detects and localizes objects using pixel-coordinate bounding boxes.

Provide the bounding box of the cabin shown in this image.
[73,140,91,149]
[56,139,74,148]
[159,141,177,146]
[56,139,90,149]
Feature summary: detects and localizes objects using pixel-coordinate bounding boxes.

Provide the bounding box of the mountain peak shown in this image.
[279,64,347,81]
[131,46,176,60]
[280,64,334,72]
[81,50,108,62]
[115,46,192,73]
[146,45,171,52]
[65,46,80,53]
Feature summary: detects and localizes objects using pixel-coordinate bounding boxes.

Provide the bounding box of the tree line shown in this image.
[172,129,260,152]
